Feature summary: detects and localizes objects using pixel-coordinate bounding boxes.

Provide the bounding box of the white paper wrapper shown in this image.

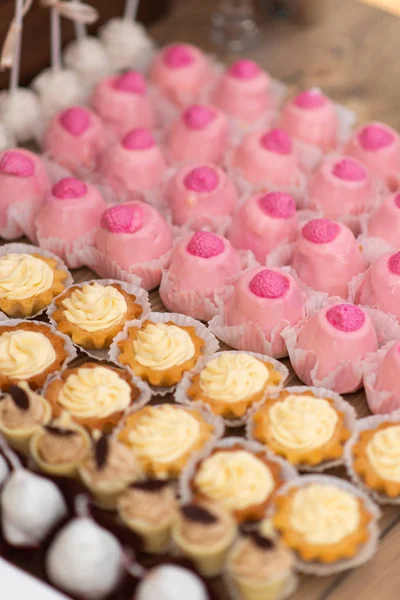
[0,197,43,243]
[246,385,357,472]
[46,278,151,361]
[175,350,289,427]
[0,243,73,320]
[108,311,220,396]
[344,412,400,505]
[362,342,400,414]
[356,234,395,267]
[36,230,98,270]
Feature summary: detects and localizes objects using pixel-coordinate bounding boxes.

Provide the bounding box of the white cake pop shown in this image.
[46,517,124,600]
[31,68,86,120]
[0,88,42,143]
[135,565,209,600]
[0,454,9,487]
[63,36,113,88]
[99,18,155,72]
[0,121,16,151]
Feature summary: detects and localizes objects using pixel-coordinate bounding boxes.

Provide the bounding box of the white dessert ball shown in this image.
[46,517,124,600]
[0,88,42,143]
[31,68,87,119]
[135,565,208,600]
[99,18,155,72]
[63,37,113,87]
[0,454,9,487]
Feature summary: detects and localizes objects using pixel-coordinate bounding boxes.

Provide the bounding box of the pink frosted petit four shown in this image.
[278,89,339,151]
[0,149,50,241]
[35,177,107,268]
[364,341,400,413]
[354,252,400,321]
[165,104,228,164]
[227,192,298,263]
[292,219,366,297]
[150,44,213,107]
[367,192,400,248]
[97,128,167,200]
[160,231,242,320]
[212,59,272,123]
[165,164,237,228]
[43,106,106,174]
[91,71,156,137]
[344,122,400,190]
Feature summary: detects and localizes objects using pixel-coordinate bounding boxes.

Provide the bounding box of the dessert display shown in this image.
[364,341,400,414]
[291,219,366,297]
[353,251,400,321]
[227,192,299,263]
[135,565,209,600]
[367,191,400,248]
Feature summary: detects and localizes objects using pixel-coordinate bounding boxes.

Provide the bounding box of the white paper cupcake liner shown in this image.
[245,385,357,472]
[0,243,73,320]
[175,350,289,428]
[269,474,380,575]
[344,412,400,505]
[108,311,220,396]
[36,229,98,270]
[362,341,400,414]
[46,278,151,361]
[0,198,42,243]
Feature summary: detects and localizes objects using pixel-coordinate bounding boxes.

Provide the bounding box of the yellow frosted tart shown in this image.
[0,252,68,318]
[52,281,143,349]
[44,362,141,431]
[352,422,400,498]
[251,390,351,467]
[0,322,69,391]
[273,482,372,563]
[117,320,205,387]
[118,404,215,479]
[187,352,283,419]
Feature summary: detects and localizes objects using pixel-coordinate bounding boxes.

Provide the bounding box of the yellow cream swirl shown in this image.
[199,353,269,403]
[366,425,400,483]
[133,323,195,370]
[128,405,200,465]
[194,450,274,511]
[62,282,127,332]
[0,253,53,300]
[289,484,360,545]
[268,395,339,451]
[58,366,132,419]
[0,330,56,379]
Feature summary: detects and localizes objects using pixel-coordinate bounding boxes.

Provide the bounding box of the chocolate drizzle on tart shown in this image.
[130,480,170,492]
[181,504,218,525]
[250,531,276,551]
[45,425,78,437]
[94,434,110,470]
[8,385,30,411]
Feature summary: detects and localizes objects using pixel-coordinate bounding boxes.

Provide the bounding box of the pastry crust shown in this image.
[52,283,143,350]
[117,321,205,387]
[0,255,68,318]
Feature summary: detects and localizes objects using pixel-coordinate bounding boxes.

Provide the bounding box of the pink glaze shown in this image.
[228,59,261,79]
[165,104,228,164]
[326,304,365,332]
[358,124,395,151]
[165,163,237,227]
[389,251,400,274]
[52,177,87,199]
[231,128,301,186]
[308,156,374,219]
[228,192,298,263]
[292,219,366,297]
[186,231,224,258]
[368,192,400,247]
[355,252,400,320]
[0,150,34,177]
[95,200,173,270]
[91,73,156,137]
[375,341,400,395]
[150,44,212,108]
[43,106,106,174]
[278,89,338,151]
[98,128,167,196]
[223,266,305,337]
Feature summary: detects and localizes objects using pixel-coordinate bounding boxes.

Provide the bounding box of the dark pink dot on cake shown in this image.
[302,219,340,244]
[294,89,327,109]
[113,71,147,94]
[394,193,400,209]
[183,105,217,130]
[0,151,34,177]
[258,192,296,219]
[59,107,91,137]
[163,45,195,68]
[388,251,400,275]
[358,124,395,151]
[260,128,292,155]
[249,269,290,299]
[186,231,225,258]
[122,128,156,150]
[326,304,365,332]
[333,158,366,182]
[100,203,144,234]
[52,177,87,200]
[183,166,219,193]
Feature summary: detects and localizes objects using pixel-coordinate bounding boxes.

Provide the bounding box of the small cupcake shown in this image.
[227,192,298,263]
[165,164,238,228]
[344,122,400,190]
[159,231,242,321]
[35,178,107,269]
[97,128,167,199]
[171,502,237,577]
[278,88,339,151]
[150,43,213,108]
[91,71,156,137]
[367,191,400,248]
[364,341,400,414]
[43,106,106,174]
[165,104,228,165]
[354,252,400,320]
[212,59,272,124]
[292,219,366,297]
[0,382,52,454]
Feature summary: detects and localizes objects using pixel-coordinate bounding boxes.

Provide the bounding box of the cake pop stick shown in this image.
[124,0,140,21]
